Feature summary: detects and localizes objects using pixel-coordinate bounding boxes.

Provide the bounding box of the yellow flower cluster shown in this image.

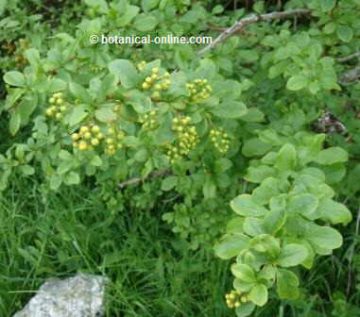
[166,116,199,163]
[137,60,147,71]
[72,125,103,151]
[225,290,249,309]
[90,64,102,73]
[139,110,158,130]
[45,92,67,120]
[209,128,230,154]
[105,127,125,155]
[141,67,171,100]
[166,145,182,164]
[186,79,212,102]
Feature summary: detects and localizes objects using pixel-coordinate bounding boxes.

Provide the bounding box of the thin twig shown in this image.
[337,51,360,63]
[346,206,360,297]
[198,8,311,55]
[118,169,171,189]
[339,66,360,85]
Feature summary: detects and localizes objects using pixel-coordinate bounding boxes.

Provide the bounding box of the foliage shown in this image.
[0,0,360,316]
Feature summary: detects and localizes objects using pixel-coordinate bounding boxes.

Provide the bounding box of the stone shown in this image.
[13,274,107,317]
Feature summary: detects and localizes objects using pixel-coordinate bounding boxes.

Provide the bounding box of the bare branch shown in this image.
[337,51,360,63]
[198,8,311,55]
[118,169,171,189]
[339,66,360,85]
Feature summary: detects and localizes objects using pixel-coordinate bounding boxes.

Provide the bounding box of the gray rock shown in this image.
[13,274,107,317]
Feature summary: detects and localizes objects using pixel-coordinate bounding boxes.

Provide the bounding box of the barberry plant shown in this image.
[0,0,359,316]
[215,132,352,315]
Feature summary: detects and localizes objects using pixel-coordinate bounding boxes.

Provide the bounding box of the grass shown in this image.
[0,179,235,317]
[0,144,359,317]
[1,177,360,317]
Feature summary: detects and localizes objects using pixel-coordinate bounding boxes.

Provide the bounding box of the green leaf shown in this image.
[275,144,297,171]
[4,71,25,87]
[19,165,35,176]
[321,0,336,11]
[288,193,319,218]
[212,4,224,14]
[337,25,353,43]
[305,224,343,251]
[231,263,256,283]
[69,82,90,102]
[133,13,158,31]
[211,101,248,119]
[243,218,265,236]
[0,0,7,16]
[251,234,280,257]
[4,88,25,110]
[226,217,245,234]
[252,177,279,205]
[203,177,217,199]
[242,138,272,157]
[24,48,40,66]
[248,284,268,307]
[277,244,308,267]
[90,155,103,167]
[239,108,265,122]
[161,176,177,191]
[9,112,21,136]
[95,106,117,123]
[323,22,336,34]
[315,147,348,165]
[135,149,148,162]
[286,75,308,91]
[118,5,140,26]
[50,174,62,191]
[67,105,88,126]
[64,171,80,185]
[263,208,286,234]
[142,0,159,11]
[108,59,140,89]
[318,199,352,225]
[245,166,275,183]
[230,194,268,217]
[235,302,256,317]
[214,234,249,259]
[84,0,108,12]
[128,90,152,113]
[18,95,37,123]
[49,78,67,92]
[277,269,300,299]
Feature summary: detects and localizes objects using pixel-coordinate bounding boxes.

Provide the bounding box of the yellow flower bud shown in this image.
[71,133,80,141]
[91,125,100,133]
[80,126,89,134]
[78,141,88,151]
[91,138,100,146]
[45,109,53,116]
[106,138,114,144]
[142,82,150,90]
